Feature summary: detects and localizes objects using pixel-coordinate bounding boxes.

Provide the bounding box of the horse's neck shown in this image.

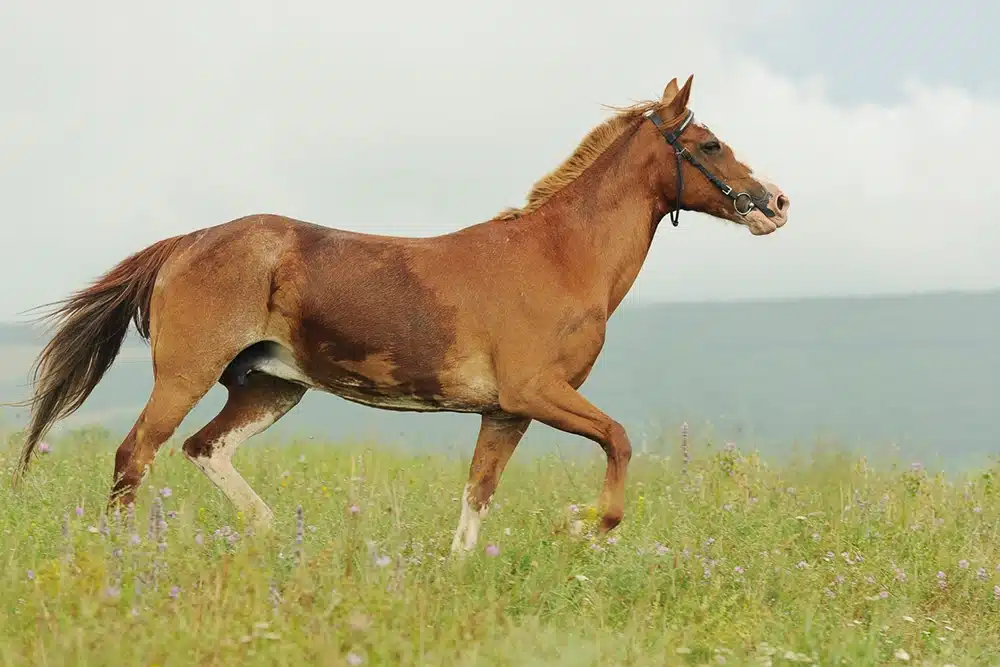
[543,133,665,316]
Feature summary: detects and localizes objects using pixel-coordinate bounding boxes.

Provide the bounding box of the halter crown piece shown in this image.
[642,108,777,227]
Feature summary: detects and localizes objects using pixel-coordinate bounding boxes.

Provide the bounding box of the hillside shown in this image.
[1,290,998,469]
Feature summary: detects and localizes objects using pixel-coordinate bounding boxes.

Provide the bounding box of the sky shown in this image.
[1,0,998,319]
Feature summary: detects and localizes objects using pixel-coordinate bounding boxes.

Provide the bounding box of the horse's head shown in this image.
[645,75,790,235]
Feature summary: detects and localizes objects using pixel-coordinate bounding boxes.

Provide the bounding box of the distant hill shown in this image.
[2,290,998,470]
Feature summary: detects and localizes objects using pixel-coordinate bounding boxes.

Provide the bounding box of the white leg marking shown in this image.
[186,416,275,528]
[450,483,491,553]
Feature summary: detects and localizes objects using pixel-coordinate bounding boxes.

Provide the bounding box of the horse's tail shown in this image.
[8,234,189,487]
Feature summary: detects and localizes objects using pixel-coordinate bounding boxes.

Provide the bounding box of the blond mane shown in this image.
[494,98,670,221]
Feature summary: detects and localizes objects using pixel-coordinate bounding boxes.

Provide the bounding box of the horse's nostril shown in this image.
[776,194,789,212]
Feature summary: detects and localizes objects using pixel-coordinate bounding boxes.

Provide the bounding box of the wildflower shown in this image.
[812,533,821,542]
[959,559,970,570]
[978,567,988,581]
[130,534,141,545]
[606,536,618,546]
[160,487,172,498]
[894,648,910,662]
[346,652,363,665]
[879,590,889,599]
[973,506,982,514]
[994,585,1000,600]
[195,532,203,545]
[937,571,947,589]
[485,544,500,557]
[26,569,34,581]
[169,586,180,599]
[374,555,391,568]
[734,565,745,575]
[910,461,923,472]
[106,586,121,598]
[824,551,835,562]
[75,506,84,517]
[349,505,361,515]
[504,527,511,536]
[655,543,670,556]
[865,575,876,585]
[796,561,809,570]
[569,504,579,514]
[824,588,836,599]
[834,574,846,585]
[893,564,907,583]
[38,442,51,454]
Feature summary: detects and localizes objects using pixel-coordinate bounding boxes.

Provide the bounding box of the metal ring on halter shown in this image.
[733,192,755,216]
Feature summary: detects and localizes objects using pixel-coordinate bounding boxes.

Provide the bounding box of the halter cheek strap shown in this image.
[643,108,776,227]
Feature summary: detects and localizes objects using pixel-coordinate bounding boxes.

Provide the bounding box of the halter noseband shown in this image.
[643,108,777,227]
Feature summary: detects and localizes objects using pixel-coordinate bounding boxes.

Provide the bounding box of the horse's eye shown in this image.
[701,140,721,154]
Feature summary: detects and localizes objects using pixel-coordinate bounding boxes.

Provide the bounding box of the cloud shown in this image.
[1,0,998,319]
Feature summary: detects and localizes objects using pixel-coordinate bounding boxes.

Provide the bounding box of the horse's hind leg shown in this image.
[182,372,306,530]
[111,375,213,507]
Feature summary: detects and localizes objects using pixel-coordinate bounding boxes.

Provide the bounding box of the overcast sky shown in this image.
[1,0,997,320]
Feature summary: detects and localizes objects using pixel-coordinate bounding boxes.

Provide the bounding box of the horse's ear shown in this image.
[665,74,694,116]
[661,78,680,104]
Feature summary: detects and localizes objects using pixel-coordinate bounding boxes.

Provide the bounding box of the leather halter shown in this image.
[643,108,777,227]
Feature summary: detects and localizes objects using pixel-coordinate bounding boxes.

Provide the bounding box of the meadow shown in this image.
[2,426,1000,666]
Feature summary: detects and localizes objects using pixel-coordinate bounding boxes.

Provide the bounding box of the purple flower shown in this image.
[569,504,580,514]
[606,536,618,546]
[129,534,140,545]
[26,569,34,581]
[167,511,177,519]
[160,487,172,498]
[374,555,391,568]
[878,590,889,599]
[347,653,363,666]
[825,588,836,599]
[106,586,121,598]
[485,544,500,557]
[959,559,970,570]
[937,571,948,589]
[974,506,983,514]
[195,532,203,545]
[38,442,51,454]
[978,567,988,581]
[169,586,180,599]
[349,505,361,515]
[75,506,84,517]
[734,565,745,575]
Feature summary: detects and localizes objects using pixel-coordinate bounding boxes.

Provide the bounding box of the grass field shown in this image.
[2,427,1000,666]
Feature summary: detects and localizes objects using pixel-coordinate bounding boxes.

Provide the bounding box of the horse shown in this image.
[8,75,790,552]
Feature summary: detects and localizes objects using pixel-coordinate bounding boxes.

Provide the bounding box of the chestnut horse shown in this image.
[9,75,789,551]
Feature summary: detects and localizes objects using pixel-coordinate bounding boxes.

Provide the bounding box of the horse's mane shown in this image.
[493,98,672,221]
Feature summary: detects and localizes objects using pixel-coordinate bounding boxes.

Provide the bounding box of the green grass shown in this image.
[2,428,1000,666]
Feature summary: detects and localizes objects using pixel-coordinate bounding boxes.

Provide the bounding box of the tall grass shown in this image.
[2,427,999,666]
